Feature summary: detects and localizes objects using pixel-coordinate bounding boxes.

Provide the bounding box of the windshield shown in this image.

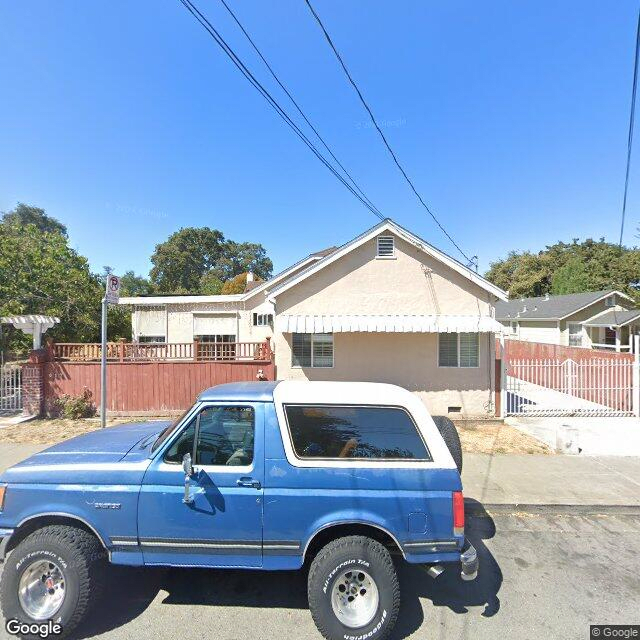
[151,406,195,453]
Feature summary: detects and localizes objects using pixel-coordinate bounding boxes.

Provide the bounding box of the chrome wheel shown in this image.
[18,559,66,620]
[330,569,379,628]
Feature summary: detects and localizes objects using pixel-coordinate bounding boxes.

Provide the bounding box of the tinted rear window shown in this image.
[284,405,431,461]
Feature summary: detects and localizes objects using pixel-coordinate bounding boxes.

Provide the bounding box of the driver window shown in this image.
[196,406,254,467]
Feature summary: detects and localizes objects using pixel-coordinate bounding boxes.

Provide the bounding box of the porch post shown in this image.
[499,334,506,419]
[633,335,640,417]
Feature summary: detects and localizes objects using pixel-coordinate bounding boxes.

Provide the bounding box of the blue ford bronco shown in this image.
[0,381,477,640]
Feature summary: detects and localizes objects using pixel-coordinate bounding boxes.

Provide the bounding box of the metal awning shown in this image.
[276,314,505,334]
[0,315,60,349]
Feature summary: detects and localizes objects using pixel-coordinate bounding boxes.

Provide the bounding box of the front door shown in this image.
[138,402,264,567]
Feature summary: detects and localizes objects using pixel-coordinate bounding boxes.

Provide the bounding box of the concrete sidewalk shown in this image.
[462,452,640,506]
[0,443,639,508]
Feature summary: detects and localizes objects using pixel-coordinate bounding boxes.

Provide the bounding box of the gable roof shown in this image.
[583,308,640,327]
[267,219,508,302]
[495,290,634,321]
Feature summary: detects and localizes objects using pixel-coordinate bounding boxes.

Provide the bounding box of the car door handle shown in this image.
[236,477,261,490]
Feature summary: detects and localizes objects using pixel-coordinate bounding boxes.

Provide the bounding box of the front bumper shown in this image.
[0,528,14,562]
[460,539,478,581]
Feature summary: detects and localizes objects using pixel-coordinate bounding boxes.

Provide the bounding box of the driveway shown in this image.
[507,416,640,456]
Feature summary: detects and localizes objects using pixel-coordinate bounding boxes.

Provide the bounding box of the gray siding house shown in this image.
[496,290,640,351]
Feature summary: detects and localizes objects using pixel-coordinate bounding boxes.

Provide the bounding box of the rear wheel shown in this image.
[308,536,399,640]
[0,525,106,638]
[432,415,463,472]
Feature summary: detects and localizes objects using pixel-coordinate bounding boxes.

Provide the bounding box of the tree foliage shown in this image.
[486,238,640,301]
[550,256,590,295]
[2,203,67,236]
[0,221,102,355]
[149,227,272,293]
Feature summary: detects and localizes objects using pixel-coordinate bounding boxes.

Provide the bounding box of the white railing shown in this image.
[0,364,22,412]
[506,357,637,416]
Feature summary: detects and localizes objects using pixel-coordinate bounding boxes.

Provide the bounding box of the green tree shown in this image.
[149,227,273,293]
[0,223,103,355]
[200,271,224,295]
[2,203,67,236]
[486,238,640,302]
[119,271,153,296]
[150,227,226,293]
[551,256,590,295]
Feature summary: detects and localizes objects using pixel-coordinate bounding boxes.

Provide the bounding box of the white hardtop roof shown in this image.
[267,219,507,302]
[273,380,421,407]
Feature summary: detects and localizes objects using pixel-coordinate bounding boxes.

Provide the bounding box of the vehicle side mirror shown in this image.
[182,453,195,505]
[182,452,194,477]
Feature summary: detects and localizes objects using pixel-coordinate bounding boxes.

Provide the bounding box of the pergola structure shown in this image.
[0,315,60,349]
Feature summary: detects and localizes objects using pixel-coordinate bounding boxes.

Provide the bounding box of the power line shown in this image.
[619,6,640,248]
[217,0,384,219]
[177,0,384,221]
[304,0,473,265]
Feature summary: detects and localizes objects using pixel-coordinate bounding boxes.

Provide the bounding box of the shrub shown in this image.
[51,388,96,419]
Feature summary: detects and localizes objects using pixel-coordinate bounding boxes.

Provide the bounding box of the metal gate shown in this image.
[0,364,22,412]
[506,358,636,416]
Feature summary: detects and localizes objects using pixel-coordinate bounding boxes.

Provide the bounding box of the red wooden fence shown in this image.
[43,360,275,414]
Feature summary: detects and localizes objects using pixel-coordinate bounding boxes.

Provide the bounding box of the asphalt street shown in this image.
[0,445,638,639]
[2,508,638,640]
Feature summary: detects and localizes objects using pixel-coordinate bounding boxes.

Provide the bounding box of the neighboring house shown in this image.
[496,290,640,351]
[120,219,507,416]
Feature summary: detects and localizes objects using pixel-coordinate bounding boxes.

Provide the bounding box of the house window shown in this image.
[376,236,395,258]
[292,333,333,368]
[438,333,479,368]
[252,313,273,327]
[568,323,582,347]
[138,336,165,343]
[510,322,518,335]
[605,295,615,307]
[284,405,430,460]
[604,327,617,345]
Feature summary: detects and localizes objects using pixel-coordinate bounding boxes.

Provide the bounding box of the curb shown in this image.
[464,502,640,516]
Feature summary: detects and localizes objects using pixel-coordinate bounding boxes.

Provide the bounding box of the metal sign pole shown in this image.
[100,273,120,429]
[100,296,107,428]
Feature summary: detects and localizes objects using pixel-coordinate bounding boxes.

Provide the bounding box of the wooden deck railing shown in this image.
[51,340,273,363]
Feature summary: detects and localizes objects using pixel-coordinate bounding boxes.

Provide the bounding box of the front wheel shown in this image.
[0,525,106,638]
[308,536,400,640]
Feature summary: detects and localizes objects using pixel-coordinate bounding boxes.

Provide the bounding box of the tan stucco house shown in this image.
[121,220,507,416]
[496,290,640,351]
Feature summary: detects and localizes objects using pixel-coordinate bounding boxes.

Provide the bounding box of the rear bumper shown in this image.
[460,539,478,581]
[0,528,14,562]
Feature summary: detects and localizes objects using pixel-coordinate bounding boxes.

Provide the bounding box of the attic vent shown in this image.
[377,236,395,258]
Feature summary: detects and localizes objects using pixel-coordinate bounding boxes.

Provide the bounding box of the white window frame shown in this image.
[253,313,273,327]
[291,333,334,368]
[567,322,583,347]
[510,321,518,336]
[605,295,615,307]
[438,332,480,368]
[376,236,396,259]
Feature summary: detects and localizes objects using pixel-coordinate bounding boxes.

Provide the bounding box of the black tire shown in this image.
[432,415,463,473]
[308,536,400,640]
[1,525,107,638]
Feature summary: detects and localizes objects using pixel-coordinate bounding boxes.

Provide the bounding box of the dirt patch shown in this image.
[455,420,552,455]
[0,417,168,445]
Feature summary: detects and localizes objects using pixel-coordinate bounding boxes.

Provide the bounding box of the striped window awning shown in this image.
[276,314,505,334]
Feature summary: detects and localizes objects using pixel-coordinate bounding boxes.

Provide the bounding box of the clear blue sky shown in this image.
[1,0,639,278]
